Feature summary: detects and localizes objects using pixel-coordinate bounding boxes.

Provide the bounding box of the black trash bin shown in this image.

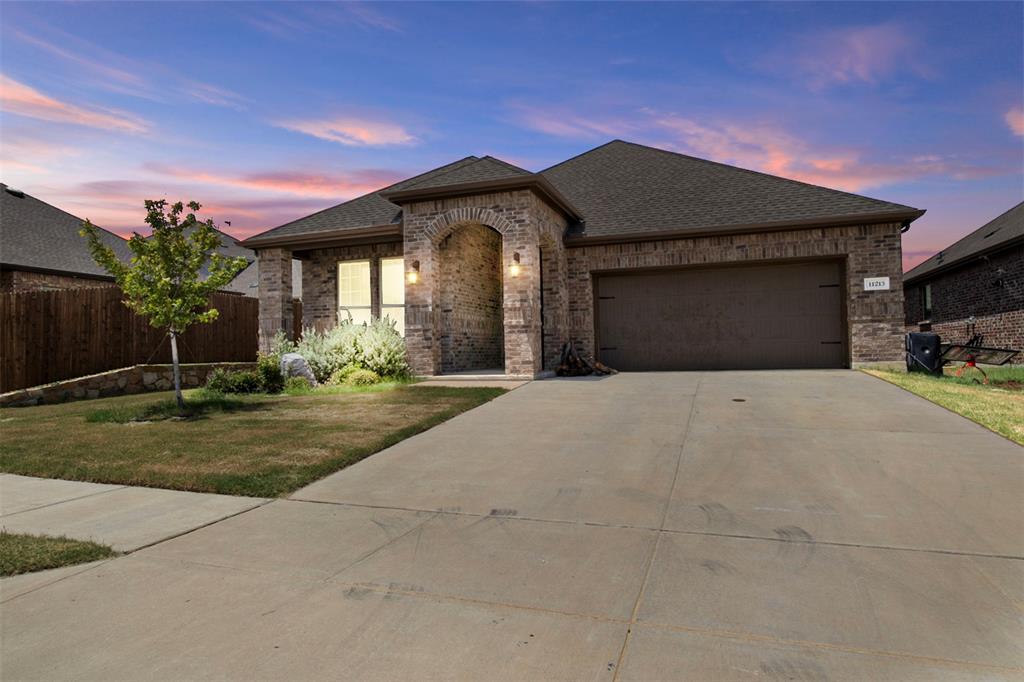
[906,332,942,376]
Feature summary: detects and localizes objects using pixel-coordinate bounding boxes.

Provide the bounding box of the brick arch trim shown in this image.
[424,207,516,245]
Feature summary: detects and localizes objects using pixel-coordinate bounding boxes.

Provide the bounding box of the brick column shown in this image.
[403,236,440,376]
[502,236,543,378]
[257,247,293,353]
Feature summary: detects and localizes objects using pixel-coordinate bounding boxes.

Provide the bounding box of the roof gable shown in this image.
[397,156,532,191]
[541,140,922,239]
[247,156,481,242]
[904,201,1024,282]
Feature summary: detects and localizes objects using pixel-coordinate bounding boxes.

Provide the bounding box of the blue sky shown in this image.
[1,1,1021,270]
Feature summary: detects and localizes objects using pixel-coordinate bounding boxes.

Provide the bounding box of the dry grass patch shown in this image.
[0,385,506,497]
[0,532,117,577]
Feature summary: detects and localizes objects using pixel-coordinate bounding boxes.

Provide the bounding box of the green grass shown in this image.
[0,531,117,577]
[0,385,506,497]
[864,366,1024,445]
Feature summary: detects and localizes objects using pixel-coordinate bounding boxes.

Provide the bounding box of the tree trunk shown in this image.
[169,330,185,414]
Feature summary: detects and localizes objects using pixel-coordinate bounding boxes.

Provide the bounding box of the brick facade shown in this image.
[257,207,908,372]
[399,191,568,378]
[438,222,504,371]
[257,248,293,352]
[566,222,907,366]
[299,242,403,331]
[0,269,114,292]
[904,244,1023,361]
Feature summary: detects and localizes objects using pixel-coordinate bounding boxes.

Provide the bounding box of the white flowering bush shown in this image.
[293,317,407,382]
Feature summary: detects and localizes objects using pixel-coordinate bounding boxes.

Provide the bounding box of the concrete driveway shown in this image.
[2,371,1021,680]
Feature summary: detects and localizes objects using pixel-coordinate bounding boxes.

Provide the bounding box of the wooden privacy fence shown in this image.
[0,287,259,392]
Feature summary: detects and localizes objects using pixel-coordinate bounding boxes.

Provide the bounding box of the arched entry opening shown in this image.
[438,222,504,373]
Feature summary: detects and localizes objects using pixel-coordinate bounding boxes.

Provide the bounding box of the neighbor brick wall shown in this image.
[566,222,907,366]
[0,269,114,292]
[438,222,504,372]
[299,242,403,332]
[903,245,1022,360]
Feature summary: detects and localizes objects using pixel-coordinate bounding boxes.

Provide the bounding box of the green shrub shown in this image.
[284,376,313,394]
[256,354,284,394]
[345,369,381,386]
[293,317,407,382]
[268,330,296,359]
[205,368,262,394]
[358,318,409,377]
[328,363,362,385]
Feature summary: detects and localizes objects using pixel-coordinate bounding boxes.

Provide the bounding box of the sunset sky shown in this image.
[1,1,1021,271]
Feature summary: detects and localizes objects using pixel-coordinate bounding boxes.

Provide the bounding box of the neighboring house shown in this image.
[0,183,297,298]
[0,183,131,291]
[241,140,924,377]
[904,202,1023,358]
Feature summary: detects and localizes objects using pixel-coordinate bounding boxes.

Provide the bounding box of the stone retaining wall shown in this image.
[0,362,256,407]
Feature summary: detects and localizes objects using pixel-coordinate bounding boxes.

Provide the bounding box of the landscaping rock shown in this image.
[280,353,318,386]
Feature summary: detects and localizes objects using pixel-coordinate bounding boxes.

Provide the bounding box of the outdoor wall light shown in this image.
[407,260,420,284]
[509,252,522,278]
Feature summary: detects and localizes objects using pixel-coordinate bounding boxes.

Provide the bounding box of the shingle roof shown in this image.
[904,201,1024,283]
[248,156,481,241]
[541,140,922,239]
[398,156,532,191]
[245,139,923,245]
[0,183,132,279]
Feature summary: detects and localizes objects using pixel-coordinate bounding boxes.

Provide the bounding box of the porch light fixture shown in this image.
[509,252,522,278]
[407,260,420,284]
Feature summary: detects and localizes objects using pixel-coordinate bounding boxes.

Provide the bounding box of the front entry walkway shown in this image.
[2,372,1021,679]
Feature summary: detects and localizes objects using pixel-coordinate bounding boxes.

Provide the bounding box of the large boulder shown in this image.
[279,353,318,386]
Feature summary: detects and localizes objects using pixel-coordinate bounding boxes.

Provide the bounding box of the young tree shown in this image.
[81,200,247,413]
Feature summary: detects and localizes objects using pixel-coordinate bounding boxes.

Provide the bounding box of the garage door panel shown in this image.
[596,261,846,371]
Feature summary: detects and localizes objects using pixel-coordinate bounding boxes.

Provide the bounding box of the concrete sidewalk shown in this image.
[1,474,268,552]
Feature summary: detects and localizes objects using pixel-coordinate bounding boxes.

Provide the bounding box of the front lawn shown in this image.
[0,385,506,497]
[0,532,117,577]
[864,366,1024,445]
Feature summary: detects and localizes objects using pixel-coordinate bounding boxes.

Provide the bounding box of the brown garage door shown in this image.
[595,261,846,370]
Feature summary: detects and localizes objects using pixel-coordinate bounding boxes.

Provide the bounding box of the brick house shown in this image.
[904,201,1023,360]
[242,140,924,377]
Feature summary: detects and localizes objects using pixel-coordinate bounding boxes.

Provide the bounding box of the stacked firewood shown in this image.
[556,341,618,377]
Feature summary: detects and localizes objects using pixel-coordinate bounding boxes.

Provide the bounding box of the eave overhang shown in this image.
[563,208,926,248]
[903,233,1024,285]
[239,223,403,251]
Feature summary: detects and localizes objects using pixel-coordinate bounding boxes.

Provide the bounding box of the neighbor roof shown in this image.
[904,201,1024,284]
[243,140,924,247]
[0,183,132,279]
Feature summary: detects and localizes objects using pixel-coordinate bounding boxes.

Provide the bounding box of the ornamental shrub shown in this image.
[357,317,409,377]
[284,376,313,394]
[328,363,362,386]
[345,369,381,386]
[205,368,262,394]
[293,317,407,382]
[256,354,284,394]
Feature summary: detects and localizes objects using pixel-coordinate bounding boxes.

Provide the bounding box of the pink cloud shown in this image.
[764,22,933,89]
[1006,107,1024,136]
[51,179,334,239]
[0,75,148,133]
[144,164,405,198]
[516,104,1007,193]
[510,104,636,140]
[275,116,417,146]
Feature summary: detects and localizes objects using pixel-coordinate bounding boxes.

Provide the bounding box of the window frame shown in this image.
[337,259,373,326]
[921,283,932,320]
[379,256,405,336]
